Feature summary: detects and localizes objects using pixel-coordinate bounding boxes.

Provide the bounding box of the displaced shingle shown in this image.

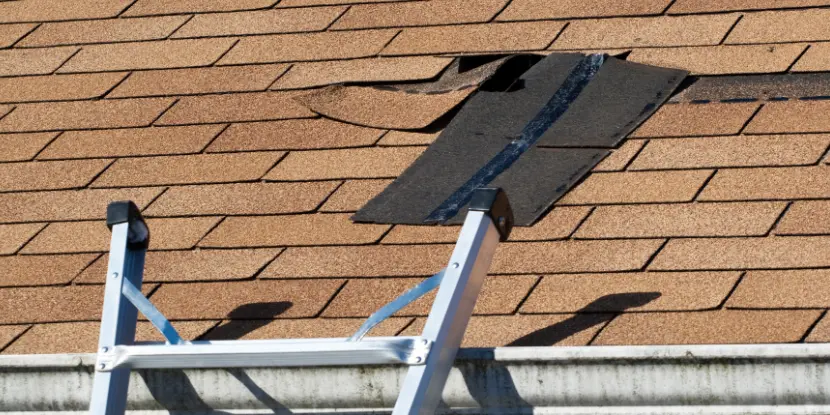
[669,0,830,14]
[726,9,830,44]
[575,202,785,238]
[323,275,537,317]
[0,254,98,286]
[58,38,237,73]
[744,101,830,134]
[0,98,174,132]
[2,321,216,354]
[593,139,646,172]
[172,7,346,38]
[650,236,830,270]
[699,166,830,201]
[199,214,390,247]
[558,170,712,205]
[21,217,221,254]
[626,44,806,75]
[108,65,289,98]
[0,325,27,352]
[264,147,424,181]
[629,134,830,170]
[594,310,821,345]
[219,30,398,65]
[0,223,46,255]
[319,179,392,212]
[77,249,281,283]
[377,130,441,146]
[382,206,592,243]
[0,159,112,192]
[17,15,189,47]
[296,86,473,130]
[205,317,409,340]
[489,240,664,274]
[775,201,830,235]
[630,102,760,138]
[150,279,344,319]
[145,182,339,217]
[0,0,134,23]
[92,152,284,187]
[39,125,224,160]
[0,187,163,223]
[551,14,739,49]
[271,57,453,90]
[728,269,830,308]
[0,285,109,324]
[401,314,607,347]
[0,23,36,48]
[521,272,741,313]
[262,244,454,278]
[123,0,277,16]
[0,73,127,104]
[498,0,670,20]
[332,0,508,30]
[206,119,383,152]
[0,47,79,77]
[0,132,59,162]
[792,43,830,72]
[383,21,564,55]
[156,92,315,125]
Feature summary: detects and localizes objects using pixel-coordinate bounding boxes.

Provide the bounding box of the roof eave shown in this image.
[2,343,830,414]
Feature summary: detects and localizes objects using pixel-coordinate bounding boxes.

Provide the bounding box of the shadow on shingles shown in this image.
[140,301,295,413]
[450,292,661,412]
[508,292,661,347]
[202,301,293,340]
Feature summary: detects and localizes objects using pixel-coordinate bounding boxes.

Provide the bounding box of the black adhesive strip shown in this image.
[670,72,830,103]
[424,54,605,223]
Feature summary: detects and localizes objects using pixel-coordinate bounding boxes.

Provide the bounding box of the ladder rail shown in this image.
[88,188,513,415]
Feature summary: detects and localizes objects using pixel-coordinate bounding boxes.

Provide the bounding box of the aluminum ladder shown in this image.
[89,187,514,414]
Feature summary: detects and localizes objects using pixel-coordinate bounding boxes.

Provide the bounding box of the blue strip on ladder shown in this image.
[349,269,445,341]
[121,279,184,345]
[425,53,606,223]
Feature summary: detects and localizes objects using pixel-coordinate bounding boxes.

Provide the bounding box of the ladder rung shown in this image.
[96,336,431,371]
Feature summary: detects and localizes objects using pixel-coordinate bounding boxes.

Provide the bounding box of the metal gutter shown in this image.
[2,343,830,414]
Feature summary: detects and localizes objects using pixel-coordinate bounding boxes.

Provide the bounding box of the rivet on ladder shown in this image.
[111,272,119,279]
[451,262,459,269]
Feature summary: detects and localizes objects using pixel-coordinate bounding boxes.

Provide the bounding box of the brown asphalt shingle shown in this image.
[264,147,424,181]
[92,152,284,187]
[58,38,237,73]
[332,0,508,30]
[0,98,174,132]
[551,14,739,49]
[776,201,830,235]
[123,0,278,16]
[219,30,398,65]
[0,73,127,104]
[726,9,830,44]
[699,166,830,201]
[0,187,163,223]
[0,159,113,192]
[498,0,671,20]
[21,217,221,254]
[630,102,760,138]
[200,214,390,247]
[17,15,190,47]
[145,182,339,217]
[39,125,225,160]
[206,119,384,152]
[792,43,830,72]
[0,23,37,48]
[383,21,565,55]
[595,310,822,345]
[0,47,79,77]
[270,57,453,90]
[521,272,741,313]
[76,249,281,283]
[0,224,46,255]
[172,6,347,38]
[0,132,60,162]
[558,170,713,205]
[0,0,134,23]
[0,254,99,287]
[650,236,830,271]
[626,44,807,75]
[107,65,290,98]
[744,101,830,134]
[319,179,392,212]
[155,92,315,125]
